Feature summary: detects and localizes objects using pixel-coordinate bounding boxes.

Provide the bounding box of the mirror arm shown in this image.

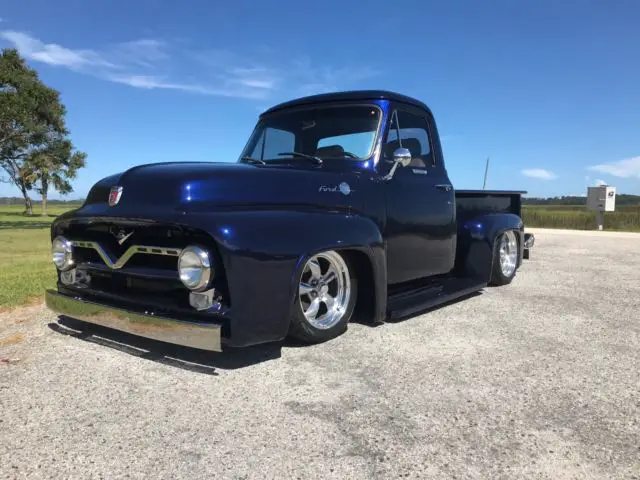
[382,161,400,181]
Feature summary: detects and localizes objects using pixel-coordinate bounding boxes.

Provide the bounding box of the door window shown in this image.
[384,110,434,168]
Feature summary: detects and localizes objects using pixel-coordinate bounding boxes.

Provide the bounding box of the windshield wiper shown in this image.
[241,156,266,165]
[277,151,323,165]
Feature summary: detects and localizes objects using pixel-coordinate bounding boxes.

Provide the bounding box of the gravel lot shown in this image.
[1,228,639,479]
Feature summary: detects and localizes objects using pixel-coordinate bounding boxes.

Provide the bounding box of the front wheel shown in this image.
[287,250,358,344]
[488,230,519,286]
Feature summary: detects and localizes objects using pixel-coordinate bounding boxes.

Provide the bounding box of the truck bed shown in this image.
[455,189,527,219]
[456,189,535,257]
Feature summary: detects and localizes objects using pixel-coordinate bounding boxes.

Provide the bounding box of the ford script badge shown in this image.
[339,182,351,196]
[109,186,123,206]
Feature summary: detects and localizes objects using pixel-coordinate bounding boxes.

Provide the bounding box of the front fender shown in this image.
[456,213,524,282]
[181,210,386,347]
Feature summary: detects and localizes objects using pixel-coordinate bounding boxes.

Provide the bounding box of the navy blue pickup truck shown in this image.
[46,90,534,351]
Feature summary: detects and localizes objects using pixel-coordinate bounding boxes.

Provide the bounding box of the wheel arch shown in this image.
[455,213,524,283]
[340,249,380,324]
[289,243,387,328]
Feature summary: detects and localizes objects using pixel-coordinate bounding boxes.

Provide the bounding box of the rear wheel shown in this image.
[287,250,358,344]
[489,230,519,286]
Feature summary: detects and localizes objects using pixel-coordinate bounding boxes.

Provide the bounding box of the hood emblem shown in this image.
[109,186,123,206]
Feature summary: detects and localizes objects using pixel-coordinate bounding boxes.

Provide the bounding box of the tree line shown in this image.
[0,48,86,215]
[523,194,640,206]
[0,196,84,206]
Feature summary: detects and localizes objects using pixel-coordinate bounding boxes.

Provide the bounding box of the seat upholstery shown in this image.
[315,144,345,157]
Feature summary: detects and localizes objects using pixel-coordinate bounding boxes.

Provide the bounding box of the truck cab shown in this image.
[240,91,458,284]
[46,90,534,352]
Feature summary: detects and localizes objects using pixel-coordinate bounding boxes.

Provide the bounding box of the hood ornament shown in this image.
[115,230,134,245]
[109,186,123,206]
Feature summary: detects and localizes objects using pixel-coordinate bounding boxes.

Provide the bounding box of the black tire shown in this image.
[488,230,518,286]
[287,251,358,344]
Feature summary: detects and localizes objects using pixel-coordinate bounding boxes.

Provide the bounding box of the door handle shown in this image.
[434,184,453,192]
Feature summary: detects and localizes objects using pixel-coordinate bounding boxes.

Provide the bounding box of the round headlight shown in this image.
[52,236,74,271]
[178,245,212,291]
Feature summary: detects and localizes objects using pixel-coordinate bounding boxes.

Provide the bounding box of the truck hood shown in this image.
[82,161,366,217]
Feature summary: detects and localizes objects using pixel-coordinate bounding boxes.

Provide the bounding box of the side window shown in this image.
[250,127,295,160]
[384,110,434,168]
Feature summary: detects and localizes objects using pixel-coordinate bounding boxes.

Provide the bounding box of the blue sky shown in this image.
[1,0,639,199]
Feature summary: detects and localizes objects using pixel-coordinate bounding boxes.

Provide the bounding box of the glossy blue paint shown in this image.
[50,90,529,349]
[184,210,386,345]
[456,213,524,281]
[263,90,425,117]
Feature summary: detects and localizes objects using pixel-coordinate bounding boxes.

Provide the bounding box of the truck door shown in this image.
[382,105,457,284]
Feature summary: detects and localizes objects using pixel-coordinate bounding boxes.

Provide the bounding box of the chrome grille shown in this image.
[71,240,182,270]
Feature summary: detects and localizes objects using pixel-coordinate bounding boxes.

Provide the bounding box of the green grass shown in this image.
[0,204,80,309]
[522,205,640,231]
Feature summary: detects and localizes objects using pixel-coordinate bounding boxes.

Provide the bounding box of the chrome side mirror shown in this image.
[393,147,412,167]
[382,147,412,181]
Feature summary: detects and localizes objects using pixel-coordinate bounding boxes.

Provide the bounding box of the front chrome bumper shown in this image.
[45,289,222,352]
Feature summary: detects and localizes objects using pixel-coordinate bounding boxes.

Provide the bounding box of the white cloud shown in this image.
[289,57,379,96]
[1,30,114,69]
[108,74,269,99]
[109,75,176,89]
[594,179,607,186]
[522,168,557,180]
[0,30,379,100]
[110,39,169,68]
[587,156,640,179]
[239,78,275,90]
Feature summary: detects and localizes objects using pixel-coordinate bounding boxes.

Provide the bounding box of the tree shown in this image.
[0,156,35,213]
[25,137,87,215]
[0,48,84,215]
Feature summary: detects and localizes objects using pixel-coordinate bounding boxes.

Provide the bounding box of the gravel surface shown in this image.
[1,229,639,479]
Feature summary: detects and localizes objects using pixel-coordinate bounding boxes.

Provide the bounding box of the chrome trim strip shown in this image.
[71,240,182,270]
[45,289,222,352]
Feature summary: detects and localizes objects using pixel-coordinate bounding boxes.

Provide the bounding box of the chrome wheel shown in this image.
[499,230,518,277]
[298,251,351,330]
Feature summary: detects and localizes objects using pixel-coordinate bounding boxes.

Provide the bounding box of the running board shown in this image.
[387,277,486,320]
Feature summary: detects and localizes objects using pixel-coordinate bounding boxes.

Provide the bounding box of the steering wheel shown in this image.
[342,151,359,159]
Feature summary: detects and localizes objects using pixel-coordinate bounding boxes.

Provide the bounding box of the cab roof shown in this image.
[261,90,432,116]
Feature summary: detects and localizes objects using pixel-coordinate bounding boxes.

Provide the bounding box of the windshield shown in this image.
[239,105,381,163]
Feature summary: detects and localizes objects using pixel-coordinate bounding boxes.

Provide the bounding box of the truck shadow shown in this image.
[48,291,483,373]
[48,316,283,375]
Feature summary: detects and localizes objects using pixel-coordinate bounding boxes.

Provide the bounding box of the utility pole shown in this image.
[482,156,490,190]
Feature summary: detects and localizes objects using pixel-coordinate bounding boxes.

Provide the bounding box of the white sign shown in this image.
[587,186,616,212]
